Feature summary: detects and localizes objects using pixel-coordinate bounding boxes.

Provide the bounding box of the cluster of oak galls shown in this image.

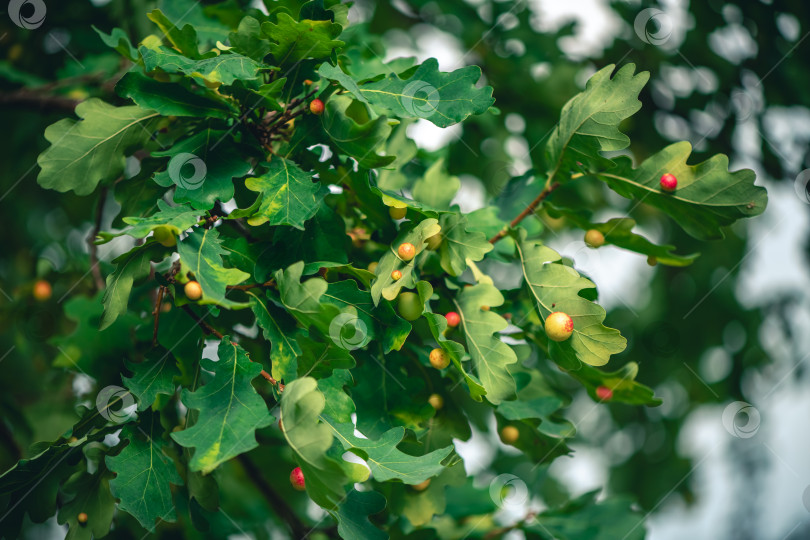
[32,114,680,510]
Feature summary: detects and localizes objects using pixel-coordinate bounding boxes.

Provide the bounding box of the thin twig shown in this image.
[488,182,561,244]
[0,91,80,112]
[226,280,275,291]
[236,454,309,538]
[152,286,166,346]
[89,187,108,291]
[0,420,22,462]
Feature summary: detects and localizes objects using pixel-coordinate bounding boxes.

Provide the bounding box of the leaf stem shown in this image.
[226,280,275,290]
[488,181,561,244]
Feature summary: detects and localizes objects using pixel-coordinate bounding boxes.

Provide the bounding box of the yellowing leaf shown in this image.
[244,158,328,230]
[171,338,273,474]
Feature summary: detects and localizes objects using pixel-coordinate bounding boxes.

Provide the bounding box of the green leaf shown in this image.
[549,209,699,266]
[497,397,575,438]
[340,50,417,81]
[280,377,350,509]
[262,13,344,64]
[545,63,648,181]
[119,200,200,239]
[224,78,286,111]
[0,443,83,539]
[244,158,329,229]
[377,121,418,190]
[139,45,263,86]
[171,338,273,474]
[322,279,411,353]
[437,212,493,276]
[57,465,115,540]
[320,58,495,128]
[229,16,272,62]
[110,158,166,228]
[37,99,160,195]
[323,418,453,484]
[220,236,266,280]
[454,282,517,404]
[317,369,356,423]
[335,490,388,540]
[107,419,183,530]
[391,460,467,527]
[424,312,486,401]
[116,72,236,119]
[297,335,356,380]
[155,304,204,374]
[275,261,342,335]
[322,95,395,169]
[596,141,768,240]
[248,290,303,383]
[100,243,164,330]
[526,490,646,540]
[156,0,230,47]
[177,227,250,308]
[93,26,138,61]
[263,205,350,274]
[412,158,460,209]
[549,359,661,406]
[147,9,201,58]
[370,218,442,304]
[52,292,143,372]
[514,230,626,367]
[122,347,180,411]
[153,130,254,209]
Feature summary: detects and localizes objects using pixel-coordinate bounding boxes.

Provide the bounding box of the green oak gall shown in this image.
[584,229,605,248]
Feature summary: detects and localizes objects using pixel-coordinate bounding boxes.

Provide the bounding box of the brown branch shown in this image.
[287,85,321,109]
[30,71,108,93]
[180,304,279,387]
[152,286,166,346]
[0,91,80,112]
[226,280,275,291]
[0,420,22,462]
[180,305,226,339]
[236,454,309,538]
[88,187,108,291]
[0,66,130,113]
[263,86,320,131]
[488,182,560,244]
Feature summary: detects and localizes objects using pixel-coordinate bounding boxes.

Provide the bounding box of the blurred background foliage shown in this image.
[1,0,807,538]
